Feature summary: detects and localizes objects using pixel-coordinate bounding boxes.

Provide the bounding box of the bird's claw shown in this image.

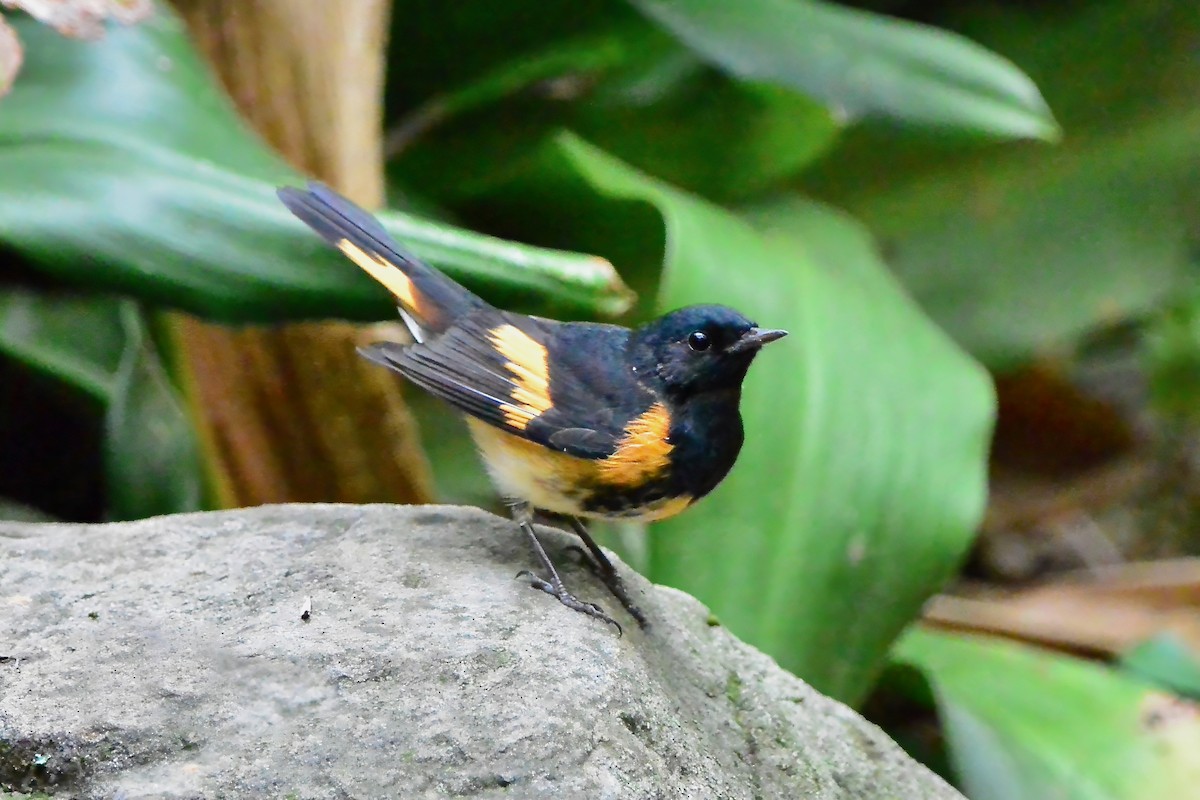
[515,570,623,636]
[555,549,648,631]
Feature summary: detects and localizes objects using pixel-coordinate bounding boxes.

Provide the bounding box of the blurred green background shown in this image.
[2,1,1199,796]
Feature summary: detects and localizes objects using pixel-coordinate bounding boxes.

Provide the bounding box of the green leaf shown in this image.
[812,112,1200,370]
[625,0,1058,140]
[383,0,643,113]
[389,21,837,206]
[0,4,631,322]
[1119,634,1200,701]
[0,289,125,399]
[1145,291,1200,427]
[895,629,1200,800]
[802,2,1200,370]
[479,133,993,704]
[576,69,837,202]
[103,304,204,520]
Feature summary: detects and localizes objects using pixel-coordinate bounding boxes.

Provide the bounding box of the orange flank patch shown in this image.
[598,402,674,487]
[466,418,591,516]
[488,324,553,430]
[634,494,692,522]
[466,417,693,522]
[337,239,420,312]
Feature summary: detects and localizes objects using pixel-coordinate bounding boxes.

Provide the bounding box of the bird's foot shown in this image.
[563,545,648,630]
[516,570,622,636]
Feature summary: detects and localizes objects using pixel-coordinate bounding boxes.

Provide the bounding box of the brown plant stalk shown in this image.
[168,0,434,507]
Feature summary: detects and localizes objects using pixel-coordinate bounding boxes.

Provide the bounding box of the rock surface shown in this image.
[0,504,962,799]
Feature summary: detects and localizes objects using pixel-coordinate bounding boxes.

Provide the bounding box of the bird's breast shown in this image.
[661,391,746,501]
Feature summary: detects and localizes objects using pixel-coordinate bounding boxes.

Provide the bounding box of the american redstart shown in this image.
[278,182,786,632]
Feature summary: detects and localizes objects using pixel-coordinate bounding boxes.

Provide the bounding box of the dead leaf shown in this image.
[0,12,21,98]
[925,559,1200,656]
[0,0,152,40]
[992,363,1138,476]
[1141,690,1200,732]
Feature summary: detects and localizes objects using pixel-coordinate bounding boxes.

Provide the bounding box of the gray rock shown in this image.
[0,498,54,523]
[0,504,961,799]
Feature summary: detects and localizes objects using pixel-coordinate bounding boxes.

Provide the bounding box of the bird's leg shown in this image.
[511,502,621,634]
[567,517,648,629]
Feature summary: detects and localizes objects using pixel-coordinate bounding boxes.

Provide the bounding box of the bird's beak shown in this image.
[729,327,789,353]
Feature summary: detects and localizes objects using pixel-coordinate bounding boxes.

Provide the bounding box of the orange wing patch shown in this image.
[337,238,421,312]
[489,324,553,430]
[598,402,674,487]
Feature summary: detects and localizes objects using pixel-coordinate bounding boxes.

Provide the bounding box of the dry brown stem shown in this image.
[169,0,434,507]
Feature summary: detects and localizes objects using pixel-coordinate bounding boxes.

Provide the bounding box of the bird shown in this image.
[277,181,786,633]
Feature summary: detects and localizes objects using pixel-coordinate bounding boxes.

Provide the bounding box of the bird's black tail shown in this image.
[278,181,482,338]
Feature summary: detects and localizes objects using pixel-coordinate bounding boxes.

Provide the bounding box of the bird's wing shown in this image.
[361,313,646,460]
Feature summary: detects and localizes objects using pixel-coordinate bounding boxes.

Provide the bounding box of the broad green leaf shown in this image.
[625,0,1058,140]
[0,288,201,521]
[932,0,1200,136]
[802,1,1200,369]
[1119,635,1200,701]
[385,30,631,156]
[578,68,837,202]
[895,628,1200,800]
[387,26,652,204]
[384,0,643,113]
[0,289,125,399]
[390,22,837,206]
[0,4,632,322]
[477,133,992,704]
[103,304,203,520]
[808,111,1200,370]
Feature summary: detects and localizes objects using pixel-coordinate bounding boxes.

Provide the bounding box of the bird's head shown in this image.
[630,304,787,397]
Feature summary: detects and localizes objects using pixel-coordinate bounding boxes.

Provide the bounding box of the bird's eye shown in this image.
[687,331,711,352]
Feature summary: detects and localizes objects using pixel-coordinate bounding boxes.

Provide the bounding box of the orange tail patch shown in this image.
[338,239,423,315]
